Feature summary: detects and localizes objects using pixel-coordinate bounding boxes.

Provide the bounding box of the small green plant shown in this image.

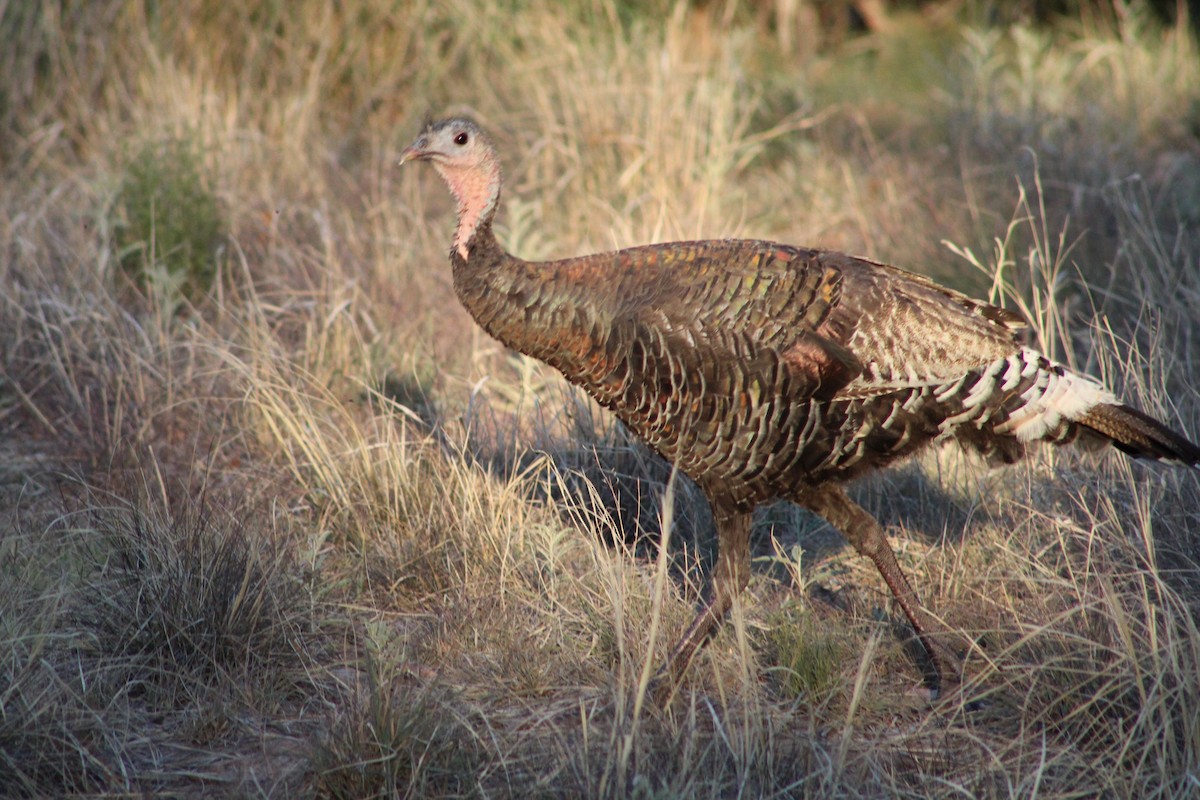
[115,133,223,302]
[765,604,845,701]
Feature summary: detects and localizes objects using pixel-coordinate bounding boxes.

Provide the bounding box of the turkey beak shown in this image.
[398,136,430,166]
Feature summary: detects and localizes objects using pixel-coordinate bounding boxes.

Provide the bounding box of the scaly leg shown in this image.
[802,484,963,694]
[651,503,752,702]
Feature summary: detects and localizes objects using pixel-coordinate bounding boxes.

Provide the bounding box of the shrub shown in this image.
[115,133,224,303]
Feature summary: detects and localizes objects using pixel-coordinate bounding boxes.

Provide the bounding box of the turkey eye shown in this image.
[454,131,469,145]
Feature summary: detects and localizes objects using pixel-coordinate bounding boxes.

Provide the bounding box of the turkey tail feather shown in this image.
[1079,404,1200,466]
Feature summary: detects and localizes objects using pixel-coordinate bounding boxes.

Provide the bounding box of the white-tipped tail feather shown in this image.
[970,349,1200,465]
[994,348,1118,443]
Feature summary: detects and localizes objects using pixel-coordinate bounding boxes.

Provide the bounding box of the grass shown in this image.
[2,0,1199,796]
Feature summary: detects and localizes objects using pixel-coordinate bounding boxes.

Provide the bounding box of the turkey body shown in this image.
[402,117,1200,699]
[459,235,1027,499]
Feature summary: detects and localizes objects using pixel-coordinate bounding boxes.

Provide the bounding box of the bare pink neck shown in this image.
[434,158,502,259]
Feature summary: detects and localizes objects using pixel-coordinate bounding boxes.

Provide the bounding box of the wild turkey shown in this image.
[399,117,1200,698]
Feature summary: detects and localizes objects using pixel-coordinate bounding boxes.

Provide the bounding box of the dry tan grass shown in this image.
[2,1,1199,796]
